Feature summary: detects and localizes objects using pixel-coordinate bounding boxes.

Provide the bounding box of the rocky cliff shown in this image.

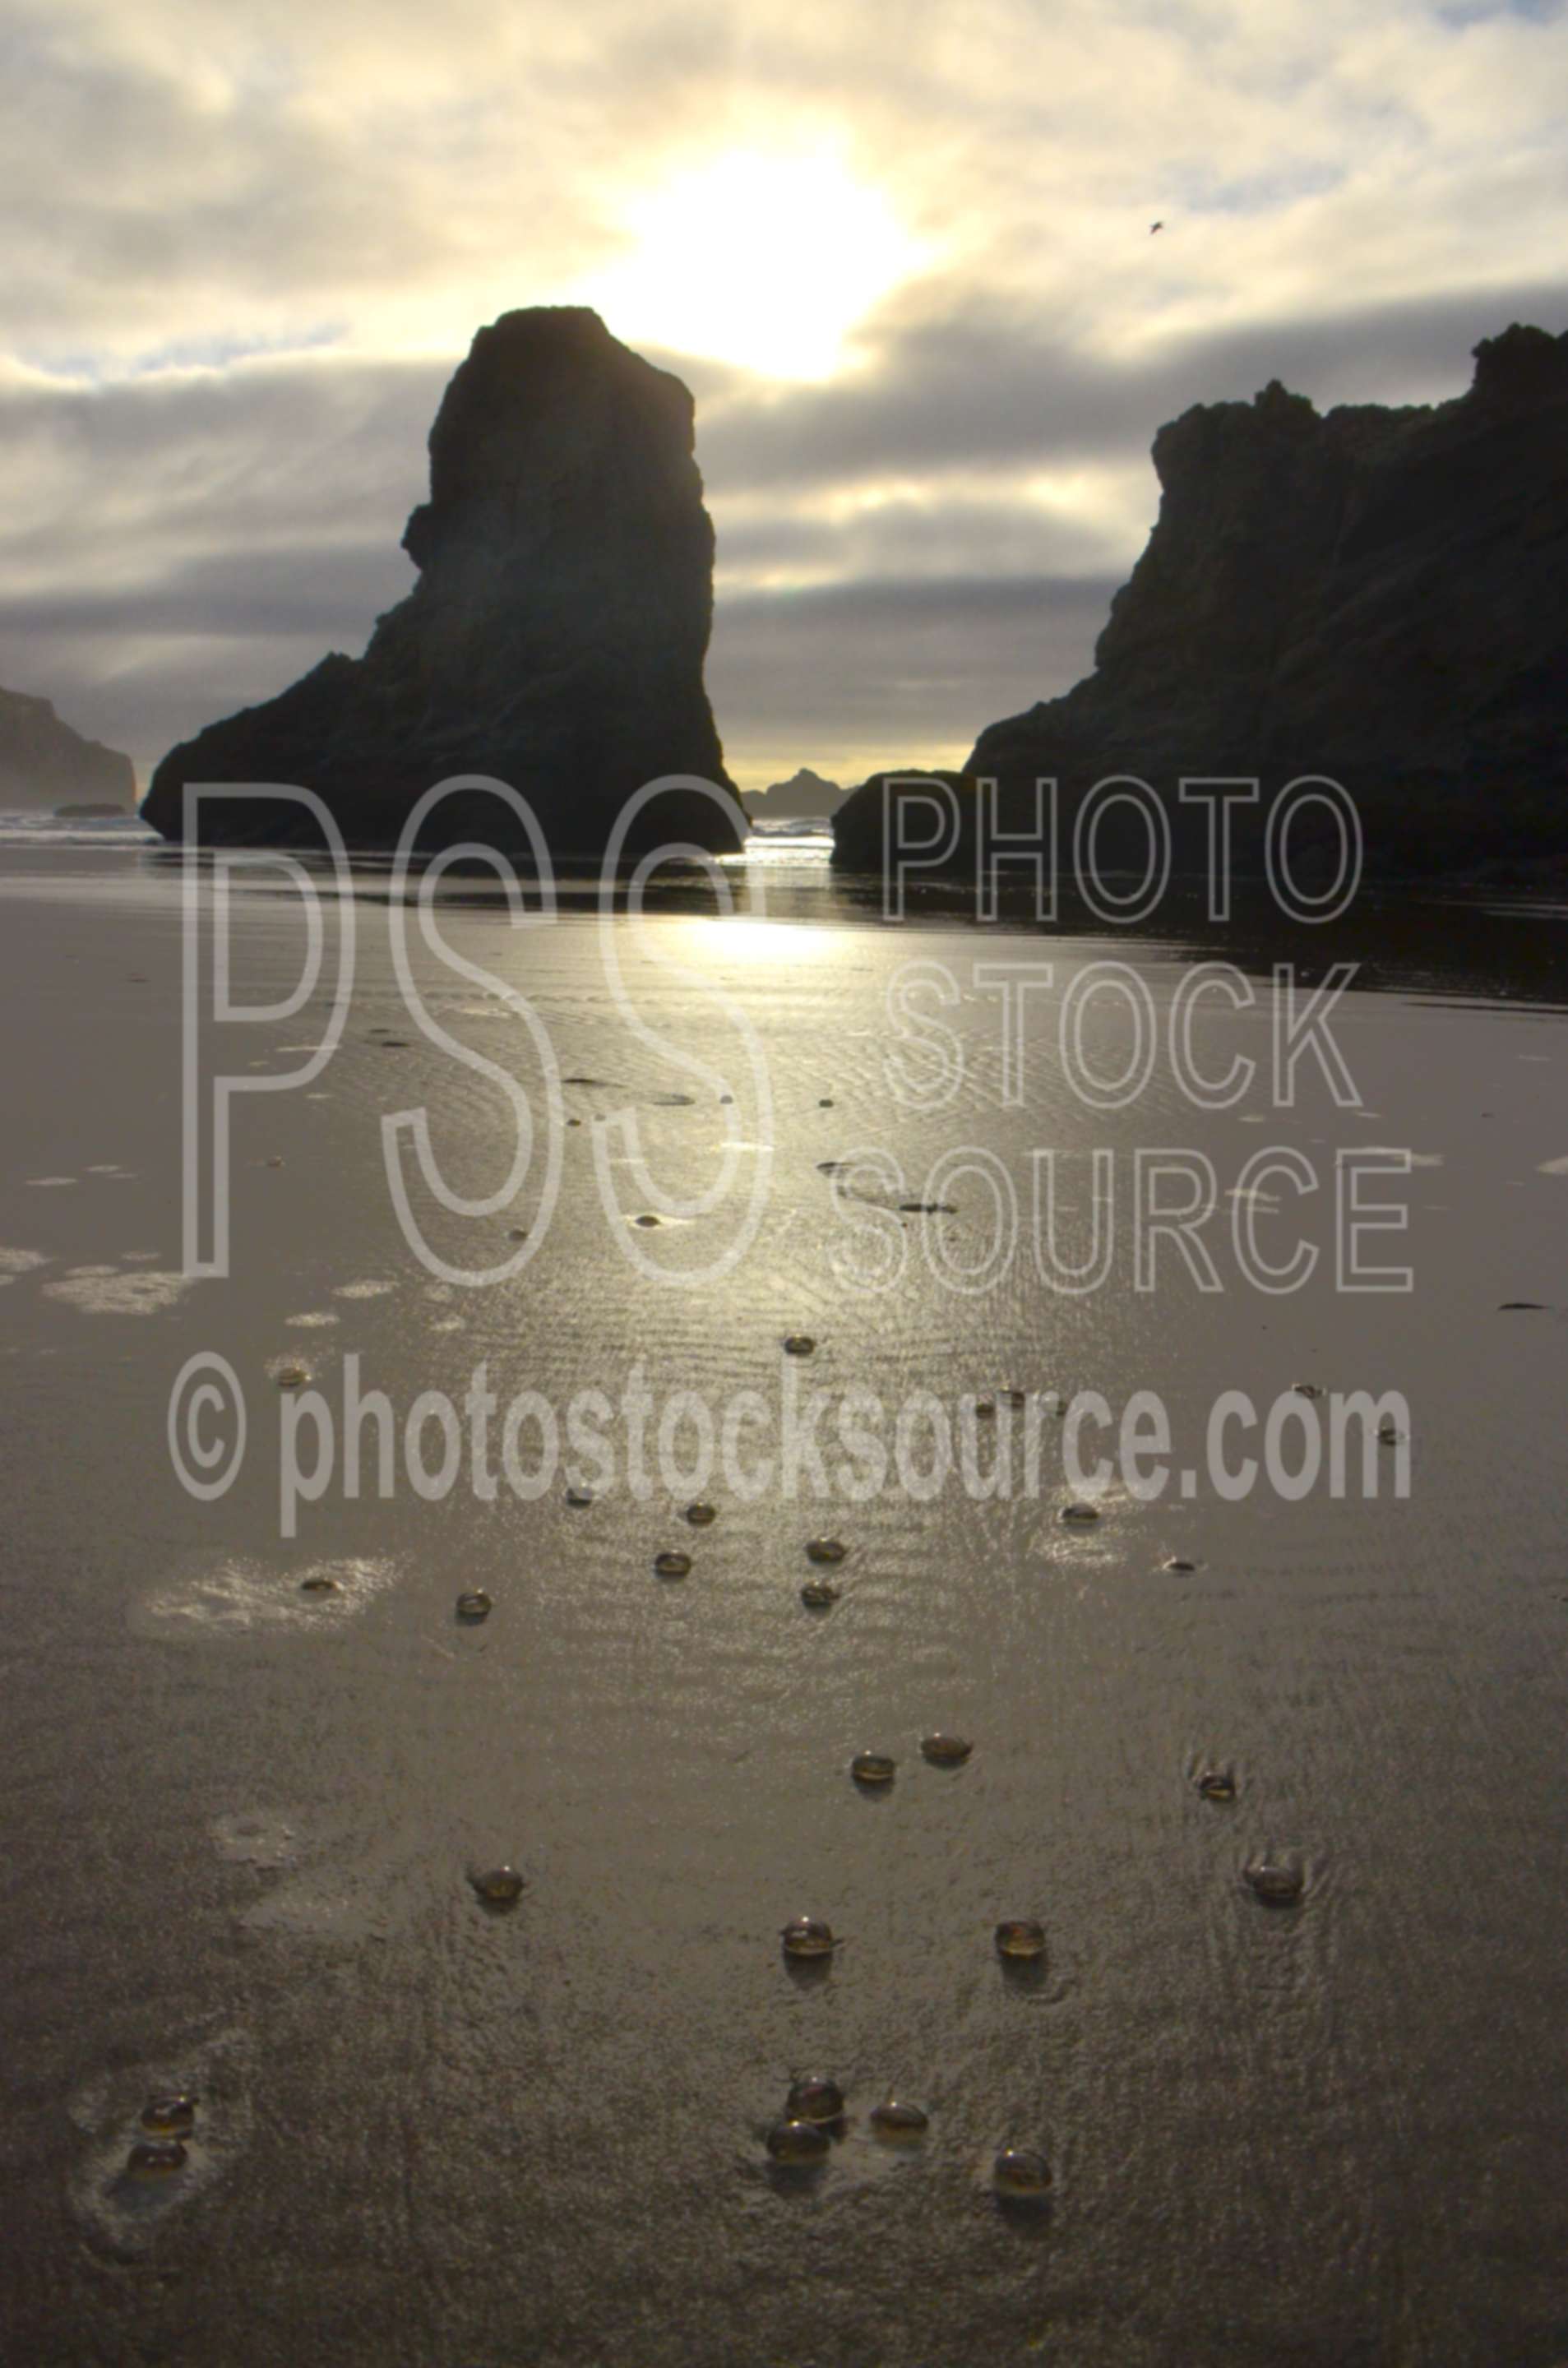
[142,308,743,855]
[834,323,1568,876]
[0,688,135,810]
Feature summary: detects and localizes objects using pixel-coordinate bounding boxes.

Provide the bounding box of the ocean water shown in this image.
[2,831,1567,2365]
[0,805,155,839]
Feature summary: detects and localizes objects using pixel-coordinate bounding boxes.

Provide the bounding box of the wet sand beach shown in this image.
[2,830,1568,2365]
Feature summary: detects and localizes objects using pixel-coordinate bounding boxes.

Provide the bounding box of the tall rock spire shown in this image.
[143,308,742,855]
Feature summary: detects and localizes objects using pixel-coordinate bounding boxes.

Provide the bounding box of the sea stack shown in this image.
[752,766,844,822]
[142,308,744,856]
[833,323,1568,877]
[0,688,135,811]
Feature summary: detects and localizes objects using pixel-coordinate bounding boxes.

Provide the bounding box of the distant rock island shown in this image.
[835,324,1568,877]
[0,687,135,812]
[751,767,844,823]
[142,308,744,856]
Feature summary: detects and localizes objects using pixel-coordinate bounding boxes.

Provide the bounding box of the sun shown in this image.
[584,150,921,382]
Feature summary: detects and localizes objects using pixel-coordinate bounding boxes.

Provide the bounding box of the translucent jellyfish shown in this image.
[1196,1764,1237,1801]
[273,1362,310,1392]
[766,2118,830,2165]
[800,1579,840,1609]
[139,2093,197,2136]
[782,1335,816,1357]
[565,1486,594,1508]
[298,1574,339,1596]
[455,1591,492,1622]
[126,2139,187,2181]
[1293,1381,1324,1399]
[470,1866,525,1907]
[869,2099,929,2141]
[920,1733,973,1766]
[994,1918,1047,1959]
[1164,1556,1199,1574]
[654,1550,692,1579]
[1242,1852,1304,1904]
[683,1502,717,1529]
[1060,1501,1099,1526]
[850,1751,895,1786]
[999,1389,1029,1410]
[805,1538,847,1566]
[973,1398,997,1421]
[785,2074,845,2123]
[780,1917,835,1959]
[992,2148,1052,2197]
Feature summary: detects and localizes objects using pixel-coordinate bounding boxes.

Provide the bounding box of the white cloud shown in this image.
[0,0,1564,786]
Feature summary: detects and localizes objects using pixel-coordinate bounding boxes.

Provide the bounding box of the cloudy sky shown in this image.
[2,0,1565,794]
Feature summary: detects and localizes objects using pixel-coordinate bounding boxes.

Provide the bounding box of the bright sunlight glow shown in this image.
[584,150,921,382]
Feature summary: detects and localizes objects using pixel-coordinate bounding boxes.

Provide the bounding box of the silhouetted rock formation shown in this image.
[142,308,742,855]
[0,688,135,811]
[830,769,981,872]
[835,324,1568,877]
[752,766,844,823]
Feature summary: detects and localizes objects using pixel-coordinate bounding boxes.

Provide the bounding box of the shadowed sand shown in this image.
[2,836,1567,2363]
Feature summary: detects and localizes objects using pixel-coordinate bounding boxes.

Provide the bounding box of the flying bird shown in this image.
[1150,220,1164,234]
